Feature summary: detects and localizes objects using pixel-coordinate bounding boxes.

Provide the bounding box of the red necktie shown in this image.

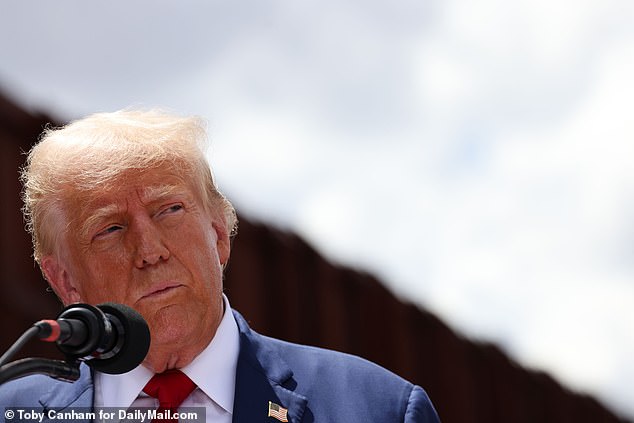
[143,370,197,423]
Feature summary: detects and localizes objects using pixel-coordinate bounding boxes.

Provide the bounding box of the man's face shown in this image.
[40,167,230,369]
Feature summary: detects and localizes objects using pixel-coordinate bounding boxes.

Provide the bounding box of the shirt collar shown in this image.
[94,294,240,412]
[180,294,239,413]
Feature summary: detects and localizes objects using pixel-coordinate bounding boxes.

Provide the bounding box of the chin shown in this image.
[153,328,188,346]
[150,314,192,340]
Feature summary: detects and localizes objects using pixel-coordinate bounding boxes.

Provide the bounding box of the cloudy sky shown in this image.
[1,0,633,418]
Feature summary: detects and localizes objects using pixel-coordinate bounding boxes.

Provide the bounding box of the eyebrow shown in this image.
[79,203,122,241]
[139,184,188,203]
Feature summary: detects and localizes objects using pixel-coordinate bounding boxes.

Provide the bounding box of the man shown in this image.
[0,110,440,422]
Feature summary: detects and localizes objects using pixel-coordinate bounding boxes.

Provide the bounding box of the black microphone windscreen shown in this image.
[88,303,150,375]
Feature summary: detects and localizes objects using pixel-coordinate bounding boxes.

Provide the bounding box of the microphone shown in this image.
[35,303,150,375]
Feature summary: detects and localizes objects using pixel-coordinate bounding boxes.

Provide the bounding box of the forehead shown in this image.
[68,167,195,215]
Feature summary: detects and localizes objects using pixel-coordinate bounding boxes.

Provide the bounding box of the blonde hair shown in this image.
[21,109,237,263]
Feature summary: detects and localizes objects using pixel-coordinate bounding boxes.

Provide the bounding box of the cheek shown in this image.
[186,247,222,288]
[74,259,131,304]
[177,220,221,264]
[177,235,223,292]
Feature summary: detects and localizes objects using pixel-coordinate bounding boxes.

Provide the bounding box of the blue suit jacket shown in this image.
[0,310,440,422]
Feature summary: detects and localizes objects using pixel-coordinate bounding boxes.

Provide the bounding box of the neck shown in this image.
[142,307,223,373]
[142,349,203,373]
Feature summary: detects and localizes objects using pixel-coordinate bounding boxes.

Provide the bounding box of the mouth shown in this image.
[139,282,184,301]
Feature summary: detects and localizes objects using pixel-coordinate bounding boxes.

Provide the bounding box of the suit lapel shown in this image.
[232,311,307,423]
[39,364,94,423]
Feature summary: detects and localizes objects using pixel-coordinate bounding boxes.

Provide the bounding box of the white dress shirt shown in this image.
[94,295,240,423]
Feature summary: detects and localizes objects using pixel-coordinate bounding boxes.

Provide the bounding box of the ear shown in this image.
[212,219,231,266]
[209,206,231,266]
[40,255,82,305]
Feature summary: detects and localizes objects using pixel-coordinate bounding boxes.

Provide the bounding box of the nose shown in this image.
[131,218,170,268]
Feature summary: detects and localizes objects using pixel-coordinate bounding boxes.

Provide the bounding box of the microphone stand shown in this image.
[0,358,80,385]
[0,323,81,385]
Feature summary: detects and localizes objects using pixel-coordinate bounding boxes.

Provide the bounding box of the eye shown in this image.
[159,204,184,217]
[94,224,123,240]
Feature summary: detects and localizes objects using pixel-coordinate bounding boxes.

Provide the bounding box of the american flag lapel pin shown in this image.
[268,401,289,422]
